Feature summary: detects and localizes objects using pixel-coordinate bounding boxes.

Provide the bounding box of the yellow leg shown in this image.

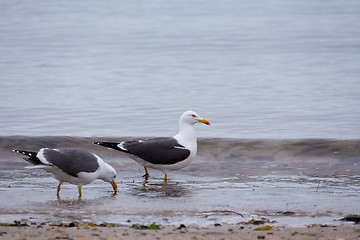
[57,183,62,197]
[143,166,150,177]
[78,187,82,197]
[164,173,168,183]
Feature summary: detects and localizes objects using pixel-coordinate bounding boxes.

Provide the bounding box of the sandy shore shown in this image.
[1,223,359,240]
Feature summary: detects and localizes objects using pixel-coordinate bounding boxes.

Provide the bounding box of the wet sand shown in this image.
[1,154,360,229]
[1,223,360,240]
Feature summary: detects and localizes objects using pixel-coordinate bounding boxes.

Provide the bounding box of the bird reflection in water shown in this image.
[132,179,190,198]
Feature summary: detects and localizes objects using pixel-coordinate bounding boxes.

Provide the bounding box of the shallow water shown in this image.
[1,137,359,227]
[1,169,359,227]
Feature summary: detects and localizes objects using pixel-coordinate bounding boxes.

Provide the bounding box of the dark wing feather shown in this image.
[123,137,190,165]
[13,149,42,165]
[42,148,99,177]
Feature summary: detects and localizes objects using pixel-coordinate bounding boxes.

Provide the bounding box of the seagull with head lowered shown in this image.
[94,110,210,182]
[13,148,118,198]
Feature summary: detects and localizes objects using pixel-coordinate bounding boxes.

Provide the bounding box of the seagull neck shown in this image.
[176,122,197,142]
[98,161,107,178]
[98,162,113,181]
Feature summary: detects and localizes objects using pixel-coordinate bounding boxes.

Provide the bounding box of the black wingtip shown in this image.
[93,141,112,146]
[93,141,124,152]
[13,149,41,165]
[13,149,35,157]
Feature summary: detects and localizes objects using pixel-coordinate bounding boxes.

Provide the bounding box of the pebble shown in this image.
[177,224,186,229]
[68,222,76,227]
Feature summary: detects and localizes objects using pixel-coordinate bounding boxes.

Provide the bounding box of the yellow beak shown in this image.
[198,118,210,125]
[111,180,118,193]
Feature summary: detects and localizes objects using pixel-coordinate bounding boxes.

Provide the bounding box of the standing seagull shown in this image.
[94,110,210,181]
[13,148,117,197]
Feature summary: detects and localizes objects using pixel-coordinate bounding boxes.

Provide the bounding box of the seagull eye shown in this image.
[192,114,196,117]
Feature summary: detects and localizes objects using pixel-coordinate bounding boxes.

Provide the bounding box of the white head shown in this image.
[99,163,117,193]
[179,110,210,126]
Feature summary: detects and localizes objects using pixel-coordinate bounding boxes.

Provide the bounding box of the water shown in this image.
[0,0,359,227]
[1,137,359,226]
[0,0,360,138]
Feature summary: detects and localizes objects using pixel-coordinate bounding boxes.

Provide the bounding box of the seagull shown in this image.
[94,110,210,181]
[13,148,117,197]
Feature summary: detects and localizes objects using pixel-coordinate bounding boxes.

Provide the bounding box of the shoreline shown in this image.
[1,222,359,240]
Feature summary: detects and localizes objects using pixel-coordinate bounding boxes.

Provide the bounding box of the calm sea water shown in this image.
[1,0,360,138]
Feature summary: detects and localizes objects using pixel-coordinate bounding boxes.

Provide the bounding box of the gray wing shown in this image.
[40,148,100,177]
[122,137,191,165]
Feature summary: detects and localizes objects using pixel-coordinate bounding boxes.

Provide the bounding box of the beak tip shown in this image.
[111,181,118,192]
[201,119,210,125]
